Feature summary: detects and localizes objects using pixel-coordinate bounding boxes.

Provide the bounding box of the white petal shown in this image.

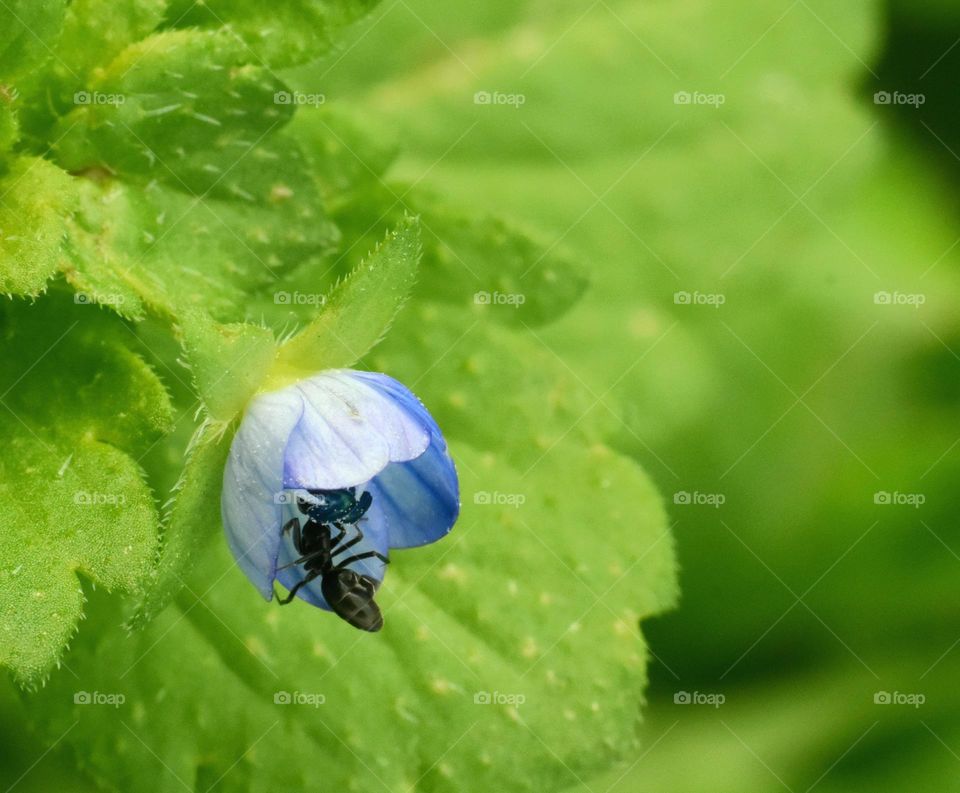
[282,370,430,490]
[221,389,302,599]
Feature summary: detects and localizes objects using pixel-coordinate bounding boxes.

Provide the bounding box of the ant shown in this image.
[275,487,388,632]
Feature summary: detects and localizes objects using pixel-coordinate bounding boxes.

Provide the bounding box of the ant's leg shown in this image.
[281,517,303,554]
[331,524,367,558]
[275,569,321,605]
[276,549,325,571]
[328,521,347,547]
[335,550,390,569]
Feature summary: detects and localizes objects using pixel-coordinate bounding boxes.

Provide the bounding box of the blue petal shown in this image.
[282,370,431,491]
[273,494,389,609]
[352,373,460,548]
[221,390,303,600]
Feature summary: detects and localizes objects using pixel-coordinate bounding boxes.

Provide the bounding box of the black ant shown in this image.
[275,488,388,632]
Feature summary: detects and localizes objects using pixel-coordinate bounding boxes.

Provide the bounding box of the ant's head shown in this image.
[304,488,357,518]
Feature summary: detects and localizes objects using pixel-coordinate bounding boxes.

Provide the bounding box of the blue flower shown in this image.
[221,369,459,613]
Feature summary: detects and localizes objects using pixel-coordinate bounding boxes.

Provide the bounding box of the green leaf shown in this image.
[13,0,166,141]
[0,86,19,152]
[288,105,399,202]
[162,0,380,68]
[266,216,421,386]
[336,183,589,327]
[26,438,674,791]
[0,157,76,297]
[10,0,167,145]
[177,310,278,422]
[417,197,588,327]
[0,0,66,83]
[56,0,168,81]
[129,422,231,629]
[366,301,606,464]
[0,296,173,685]
[45,23,340,321]
[289,109,588,327]
[53,29,293,182]
[63,139,338,322]
[60,187,149,321]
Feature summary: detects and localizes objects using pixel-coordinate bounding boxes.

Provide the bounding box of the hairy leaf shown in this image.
[25,438,673,791]
[163,0,380,68]
[0,0,66,83]
[0,157,75,297]
[267,217,421,385]
[0,297,173,684]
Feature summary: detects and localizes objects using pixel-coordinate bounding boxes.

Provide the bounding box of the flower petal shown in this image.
[221,390,303,600]
[351,372,460,548]
[282,370,431,490]
[367,431,460,548]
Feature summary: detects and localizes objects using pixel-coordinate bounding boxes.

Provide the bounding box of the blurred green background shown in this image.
[3,0,960,790]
